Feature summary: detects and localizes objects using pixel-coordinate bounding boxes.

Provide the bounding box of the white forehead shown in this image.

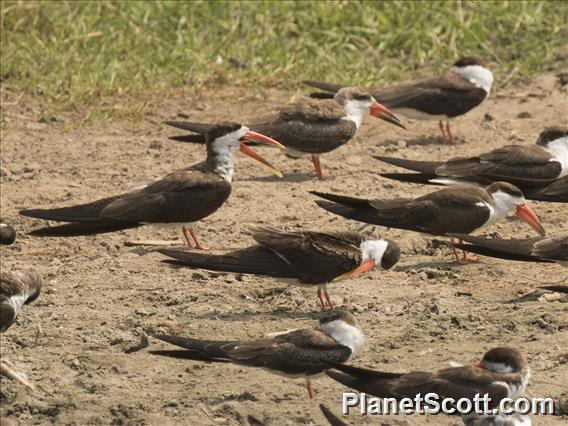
[482,360,514,374]
[213,125,247,146]
[360,239,388,263]
[451,64,494,94]
[491,190,525,207]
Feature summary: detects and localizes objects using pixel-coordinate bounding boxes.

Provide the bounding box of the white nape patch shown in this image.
[451,65,494,95]
[359,240,388,267]
[342,99,373,129]
[210,126,248,182]
[10,293,29,315]
[545,136,568,177]
[480,190,524,230]
[317,319,364,355]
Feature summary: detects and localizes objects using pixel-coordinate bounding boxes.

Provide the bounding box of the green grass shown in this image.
[1,1,566,115]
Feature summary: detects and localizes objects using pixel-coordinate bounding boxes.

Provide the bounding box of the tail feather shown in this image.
[20,195,121,222]
[159,246,296,278]
[28,220,140,237]
[309,191,370,208]
[380,172,438,185]
[164,121,213,134]
[325,370,396,399]
[319,404,347,426]
[169,134,207,144]
[152,333,238,359]
[302,80,343,94]
[148,350,232,363]
[374,156,442,174]
[308,92,335,100]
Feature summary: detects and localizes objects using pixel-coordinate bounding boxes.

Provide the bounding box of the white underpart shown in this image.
[451,65,494,96]
[461,412,531,426]
[477,191,525,231]
[544,136,568,177]
[341,99,373,129]
[360,239,388,267]
[10,292,29,316]
[317,319,364,355]
[209,126,247,182]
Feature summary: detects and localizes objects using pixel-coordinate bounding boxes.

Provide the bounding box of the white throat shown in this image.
[483,191,524,228]
[544,136,568,177]
[360,240,388,266]
[317,319,364,355]
[10,292,29,315]
[342,100,369,129]
[210,132,240,182]
[451,65,494,96]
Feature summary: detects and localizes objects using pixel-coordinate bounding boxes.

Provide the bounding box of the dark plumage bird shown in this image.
[304,57,493,144]
[19,123,283,250]
[1,269,43,389]
[0,223,16,245]
[312,182,545,262]
[149,310,364,399]
[327,347,530,425]
[165,87,404,180]
[376,126,568,203]
[159,227,400,309]
[451,234,568,266]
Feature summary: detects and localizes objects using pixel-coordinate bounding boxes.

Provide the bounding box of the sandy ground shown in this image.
[1,72,567,426]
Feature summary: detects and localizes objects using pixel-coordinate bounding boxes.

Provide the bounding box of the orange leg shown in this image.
[323,288,334,309]
[182,227,210,251]
[460,239,478,262]
[445,122,455,145]
[311,154,324,180]
[450,237,462,263]
[182,226,195,248]
[438,121,447,142]
[317,288,327,310]
[189,228,210,251]
[305,378,314,399]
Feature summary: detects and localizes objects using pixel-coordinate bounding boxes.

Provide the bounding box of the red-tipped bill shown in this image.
[370,101,406,129]
[515,204,546,236]
[239,141,283,177]
[333,259,376,282]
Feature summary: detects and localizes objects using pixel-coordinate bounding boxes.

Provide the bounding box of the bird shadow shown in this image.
[380,136,447,147]
[241,172,321,183]
[395,259,465,271]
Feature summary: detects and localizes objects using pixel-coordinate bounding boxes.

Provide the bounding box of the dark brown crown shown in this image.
[485,181,524,198]
[381,239,401,270]
[319,310,357,327]
[536,126,568,147]
[205,122,243,143]
[453,56,488,68]
[481,347,528,372]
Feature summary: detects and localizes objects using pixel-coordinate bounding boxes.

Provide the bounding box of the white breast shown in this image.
[545,136,568,177]
[317,319,364,355]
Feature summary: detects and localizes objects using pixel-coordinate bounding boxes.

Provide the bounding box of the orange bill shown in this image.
[239,142,283,177]
[370,101,406,129]
[515,204,546,236]
[333,259,376,282]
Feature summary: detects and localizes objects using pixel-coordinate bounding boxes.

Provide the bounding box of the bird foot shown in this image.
[461,253,479,262]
